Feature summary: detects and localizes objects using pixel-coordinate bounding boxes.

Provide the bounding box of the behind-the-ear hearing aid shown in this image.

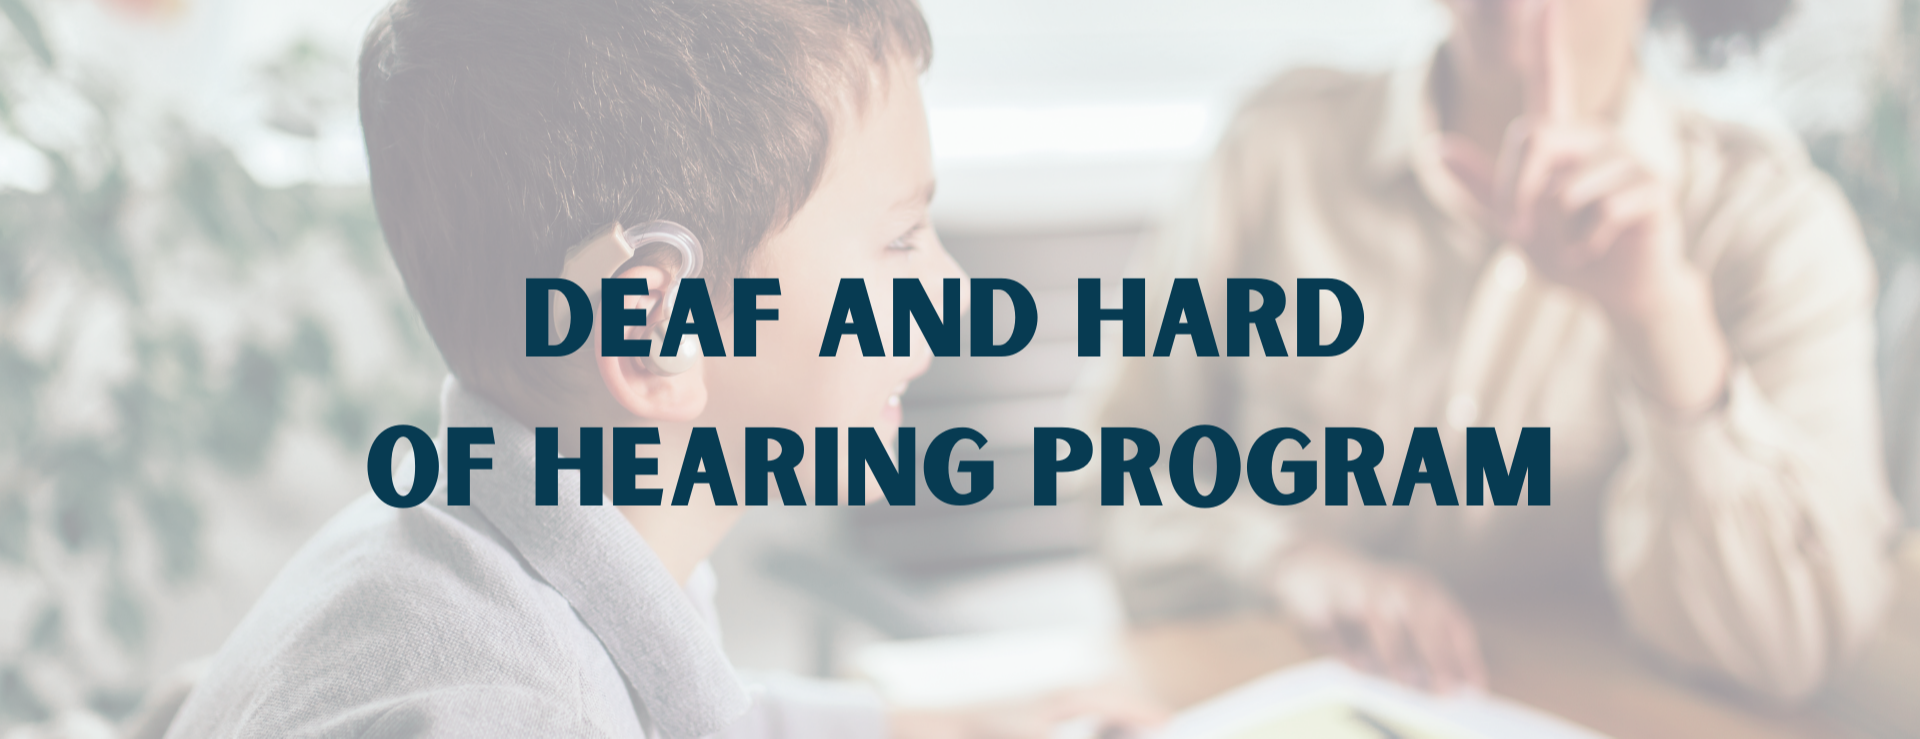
[554,219,705,376]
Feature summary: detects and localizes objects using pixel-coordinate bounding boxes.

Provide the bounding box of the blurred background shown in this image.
[0,0,1915,735]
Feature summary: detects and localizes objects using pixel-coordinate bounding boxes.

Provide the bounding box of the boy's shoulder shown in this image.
[163,495,642,738]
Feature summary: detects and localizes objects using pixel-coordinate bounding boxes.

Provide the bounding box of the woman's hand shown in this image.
[889,684,1167,739]
[1463,0,1731,416]
[1270,541,1486,694]
[1492,0,1690,319]
[1497,125,1693,319]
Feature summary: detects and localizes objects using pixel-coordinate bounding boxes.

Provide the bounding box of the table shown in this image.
[1124,594,1852,739]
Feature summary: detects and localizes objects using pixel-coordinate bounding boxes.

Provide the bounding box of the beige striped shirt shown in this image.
[1083,53,1899,702]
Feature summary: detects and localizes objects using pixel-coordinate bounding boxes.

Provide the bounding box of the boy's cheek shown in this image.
[704,355,866,425]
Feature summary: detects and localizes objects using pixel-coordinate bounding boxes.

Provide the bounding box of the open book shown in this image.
[1157,659,1607,739]
[854,628,1607,739]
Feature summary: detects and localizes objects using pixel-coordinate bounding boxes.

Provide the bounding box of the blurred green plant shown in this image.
[1811,0,1919,264]
[0,0,441,725]
[1807,0,1920,523]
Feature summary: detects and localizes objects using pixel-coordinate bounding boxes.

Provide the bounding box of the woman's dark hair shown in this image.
[1654,0,1795,63]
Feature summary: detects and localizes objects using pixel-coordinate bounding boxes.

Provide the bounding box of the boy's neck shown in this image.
[546,409,743,587]
[619,504,741,586]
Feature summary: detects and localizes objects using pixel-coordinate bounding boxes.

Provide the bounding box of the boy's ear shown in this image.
[597,264,707,423]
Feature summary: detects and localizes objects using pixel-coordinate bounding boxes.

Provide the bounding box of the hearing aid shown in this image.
[554,219,705,376]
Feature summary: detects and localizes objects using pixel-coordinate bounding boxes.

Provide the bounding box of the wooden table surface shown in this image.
[1124,595,1851,739]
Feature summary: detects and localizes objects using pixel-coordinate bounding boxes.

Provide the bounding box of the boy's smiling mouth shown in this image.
[884,354,933,426]
[882,383,907,426]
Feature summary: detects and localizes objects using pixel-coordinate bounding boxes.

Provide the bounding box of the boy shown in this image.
[162,0,1154,736]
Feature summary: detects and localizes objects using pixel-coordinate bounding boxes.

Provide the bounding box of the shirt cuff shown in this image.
[1619,363,1794,479]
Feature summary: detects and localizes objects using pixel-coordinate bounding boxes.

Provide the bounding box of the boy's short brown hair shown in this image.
[358,0,931,413]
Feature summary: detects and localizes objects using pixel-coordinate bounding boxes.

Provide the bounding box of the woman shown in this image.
[1088,0,1899,703]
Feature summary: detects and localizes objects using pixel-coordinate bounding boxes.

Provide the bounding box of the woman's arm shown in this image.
[1598,172,1898,702]
[1494,2,1897,701]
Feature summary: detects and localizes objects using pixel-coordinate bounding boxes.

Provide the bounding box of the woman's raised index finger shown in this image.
[1520,0,1576,121]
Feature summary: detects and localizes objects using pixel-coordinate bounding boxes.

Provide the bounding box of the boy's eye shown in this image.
[886,223,925,252]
